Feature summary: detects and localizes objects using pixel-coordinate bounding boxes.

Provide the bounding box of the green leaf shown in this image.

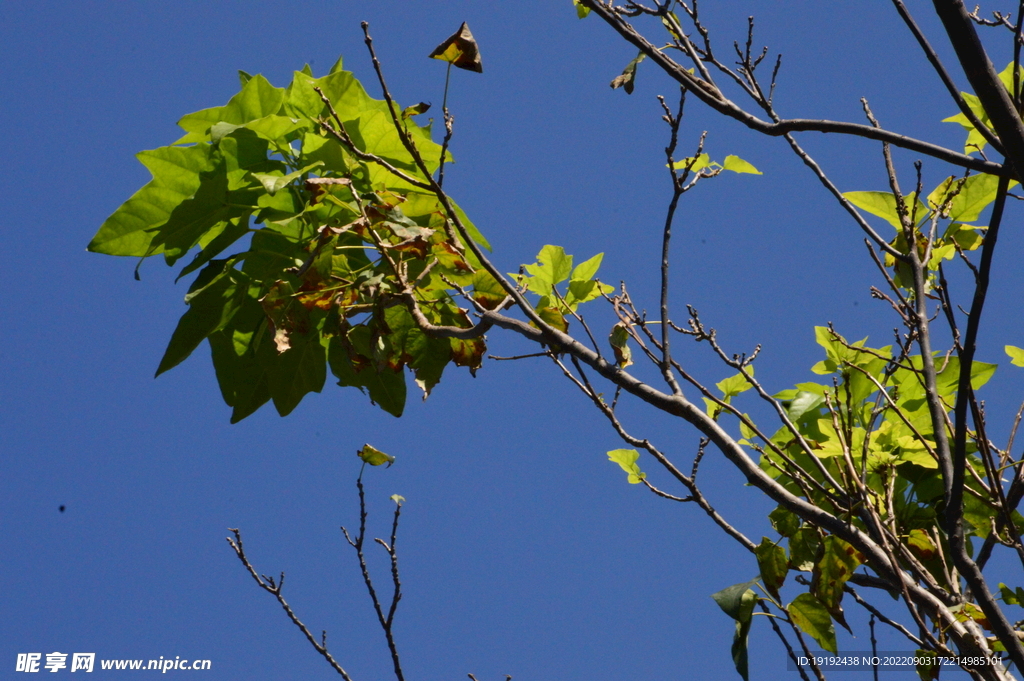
[963,493,997,540]
[570,252,604,281]
[384,305,454,397]
[572,0,591,18]
[175,218,250,282]
[722,155,762,175]
[391,494,405,505]
[358,444,395,467]
[156,264,244,376]
[787,593,837,654]
[607,448,645,484]
[789,527,821,572]
[155,129,278,265]
[176,74,287,145]
[300,133,353,173]
[470,270,507,310]
[449,199,491,251]
[928,173,1007,222]
[784,391,825,422]
[671,153,711,171]
[998,583,1024,606]
[711,580,759,622]
[610,51,646,95]
[89,144,214,256]
[661,11,683,40]
[155,167,240,265]
[711,580,759,681]
[209,326,271,424]
[769,506,801,538]
[523,245,573,296]
[534,302,569,333]
[915,649,939,681]
[328,335,407,417]
[564,279,598,310]
[717,368,754,400]
[264,331,328,417]
[844,191,928,230]
[812,536,862,630]
[1006,345,1024,367]
[245,114,307,143]
[251,161,324,195]
[756,537,788,599]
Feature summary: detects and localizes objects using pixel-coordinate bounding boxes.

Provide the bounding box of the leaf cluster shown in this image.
[91,60,507,421]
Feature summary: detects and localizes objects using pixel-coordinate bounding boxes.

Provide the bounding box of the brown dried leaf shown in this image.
[428,22,483,73]
[305,177,351,205]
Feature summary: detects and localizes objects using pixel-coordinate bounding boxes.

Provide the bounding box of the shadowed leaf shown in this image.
[429,22,483,73]
[610,51,646,94]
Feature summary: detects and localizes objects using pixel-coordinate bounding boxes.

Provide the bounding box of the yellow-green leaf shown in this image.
[717,368,754,400]
[671,153,711,171]
[844,191,928,230]
[358,444,395,467]
[722,155,762,175]
[788,593,837,654]
[607,448,646,483]
[1007,345,1024,367]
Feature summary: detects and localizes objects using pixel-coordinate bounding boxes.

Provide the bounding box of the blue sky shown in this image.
[3,2,1022,679]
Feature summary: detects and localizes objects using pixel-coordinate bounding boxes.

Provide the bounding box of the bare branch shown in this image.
[226,529,356,680]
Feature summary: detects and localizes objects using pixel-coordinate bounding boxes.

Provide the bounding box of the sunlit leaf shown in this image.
[1006,345,1024,367]
[844,191,928,230]
[523,245,573,296]
[607,448,645,483]
[571,252,604,281]
[717,369,754,400]
[671,153,711,171]
[359,444,395,466]
[722,155,762,175]
[89,145,214,256]
[788,593,837,654]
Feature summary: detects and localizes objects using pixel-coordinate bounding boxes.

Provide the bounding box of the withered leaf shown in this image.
[610,51,646,95]
[305,177,352,205]
[428,22,483,73]
[402,102,432,118]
